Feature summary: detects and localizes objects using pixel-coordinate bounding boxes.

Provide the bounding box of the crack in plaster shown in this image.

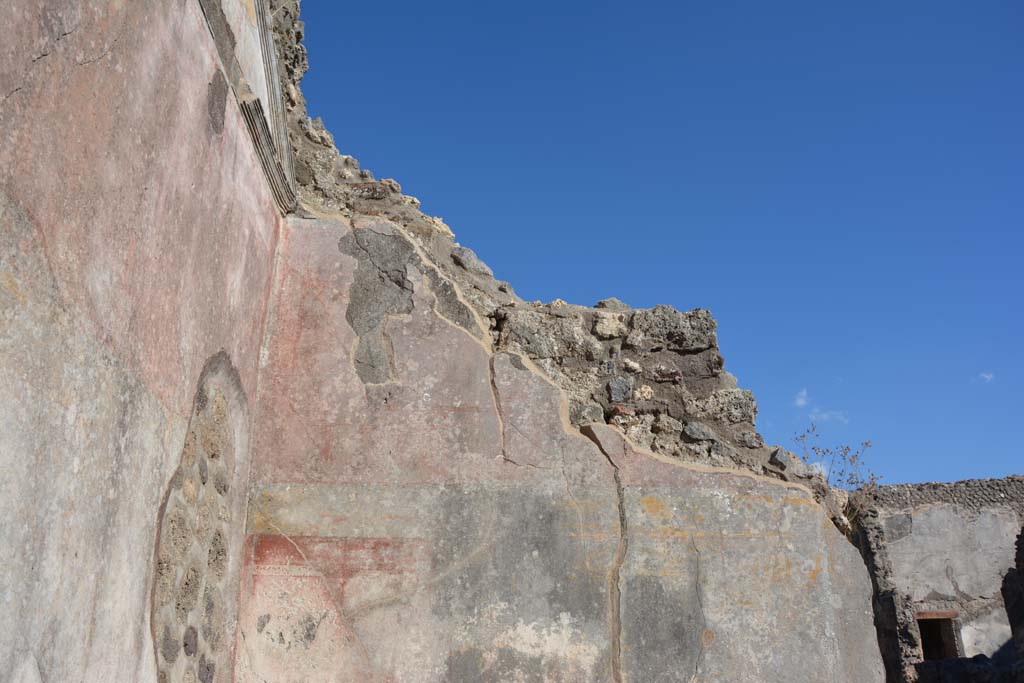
[581,427,628,683]
[32,27,77,63]
[689,536,708,683]
[504,421,557,470]
[74,23,128,68]
[557,445,594,574]
[488,354,511,464]
[4,14,127,112]
[0,87,23,109]
[1,27,77,110]
[486,353,556,471]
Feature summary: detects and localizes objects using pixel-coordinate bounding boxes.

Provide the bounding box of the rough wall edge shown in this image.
[864,477,1024,517]
[581,421,817,496]
[285,211,822,501]
[269,2,872,544]
[348,213,493,341]
[850,511,921,683]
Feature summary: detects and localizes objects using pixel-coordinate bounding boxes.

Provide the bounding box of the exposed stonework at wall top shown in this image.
[266,0,854,530]
[865,476,1024,517]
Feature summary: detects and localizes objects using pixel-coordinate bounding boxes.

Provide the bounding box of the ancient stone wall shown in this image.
[232,213,885,681]
[266,0,859,535]
[856,482,1024,681]
[869,477,1024,518]
[2,1,890,681]
[851,507,923,683]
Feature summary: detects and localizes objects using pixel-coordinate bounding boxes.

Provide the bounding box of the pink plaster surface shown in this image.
[235,532,437,682]
[1,1,282,680]
[250,216,515,487]
[239,216,622,680]
[1,0,281,415]
[238,214,882,680]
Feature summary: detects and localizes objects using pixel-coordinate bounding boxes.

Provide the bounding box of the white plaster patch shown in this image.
[492,612,600,670]
[885,504,1019,602]
[11,653,42,683]
[961,607,1013,658]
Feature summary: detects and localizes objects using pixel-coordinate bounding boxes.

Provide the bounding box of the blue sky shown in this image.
[300,1,1022,484]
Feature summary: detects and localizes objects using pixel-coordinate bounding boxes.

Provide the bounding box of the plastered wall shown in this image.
[0,1,281,680]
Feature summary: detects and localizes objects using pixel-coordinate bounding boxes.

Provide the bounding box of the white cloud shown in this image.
[978,372,995,383]
[810,408,849,424]
[793,388,809,408]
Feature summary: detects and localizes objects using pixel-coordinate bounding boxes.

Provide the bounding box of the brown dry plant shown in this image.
[794,424,880,523]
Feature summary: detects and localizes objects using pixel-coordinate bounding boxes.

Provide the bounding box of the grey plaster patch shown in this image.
[197,0,236,71]
[430,487,609,627]
[884,504,1019,602]
[201,586,226,651]
[337,225,416,384]
[298,612,326,647]
[446,647,546,682]
[338,222,480,383]
[183,625,198,657]
[621,574,703,681]
[960,603,1013,658]
[160,624,180,663]
[198,653,215,683]
[207,69,228,135]
[884,512,913,543]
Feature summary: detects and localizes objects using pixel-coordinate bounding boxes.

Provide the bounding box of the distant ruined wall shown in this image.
[869,477,1024,518]
[856,480,1024,682]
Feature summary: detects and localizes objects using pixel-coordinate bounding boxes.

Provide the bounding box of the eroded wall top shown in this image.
[267,0,851,527]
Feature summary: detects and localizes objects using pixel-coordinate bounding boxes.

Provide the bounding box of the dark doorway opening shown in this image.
[918,617,960,661]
